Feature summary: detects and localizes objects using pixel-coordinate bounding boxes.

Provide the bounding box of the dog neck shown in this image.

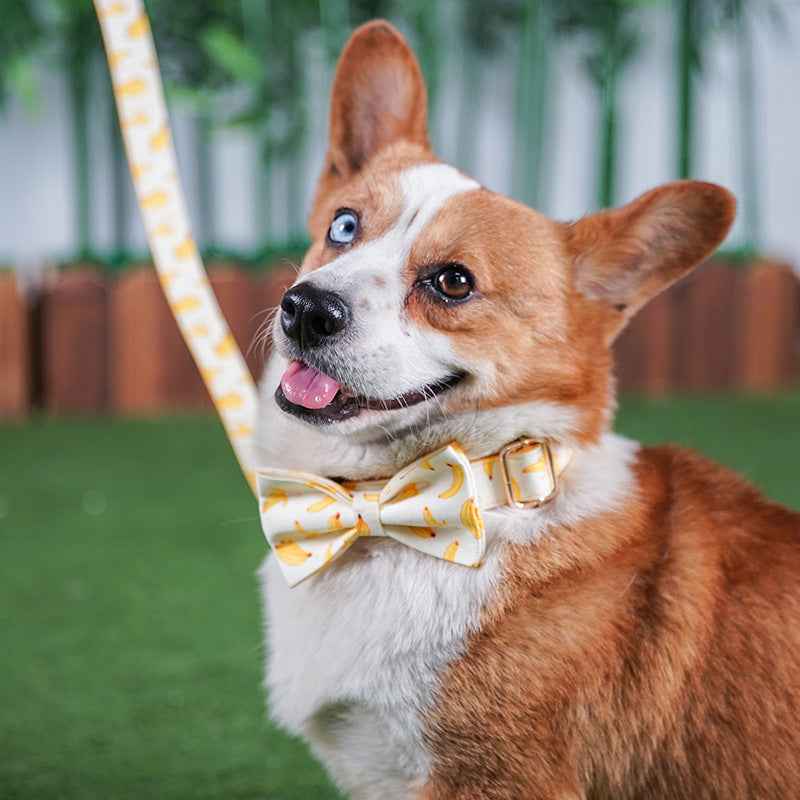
[256,355,592,484]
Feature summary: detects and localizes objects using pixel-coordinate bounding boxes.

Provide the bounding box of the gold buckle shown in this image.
[498,438,558,510]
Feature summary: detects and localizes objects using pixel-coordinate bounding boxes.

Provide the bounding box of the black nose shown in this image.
[280,283,351,348]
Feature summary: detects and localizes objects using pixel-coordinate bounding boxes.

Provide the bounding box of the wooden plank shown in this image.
[248,264,295,384]
[674,261,738,390]
[734,262,800,391]
[0,273,30,417]
[615,289,674,395]
[41,268,106,414]
[109,266,210,414]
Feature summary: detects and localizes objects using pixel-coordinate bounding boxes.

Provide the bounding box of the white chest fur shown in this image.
[258,430,638,799]
[260,535,504,799]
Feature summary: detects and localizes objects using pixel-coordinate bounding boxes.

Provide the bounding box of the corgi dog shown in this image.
[254,20,800,800]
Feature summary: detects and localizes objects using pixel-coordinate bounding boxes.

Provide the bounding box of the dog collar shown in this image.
[342,438,572,511]
[257,438,571,587]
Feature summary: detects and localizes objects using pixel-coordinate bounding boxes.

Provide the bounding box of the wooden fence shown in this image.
[1,259,798,419]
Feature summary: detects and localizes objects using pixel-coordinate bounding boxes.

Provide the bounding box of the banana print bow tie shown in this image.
[257,439,571,587]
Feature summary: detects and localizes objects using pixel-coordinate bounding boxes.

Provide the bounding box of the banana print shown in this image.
[150,126,169,151]
[141,190,168,208]
[100,2,125,15]
[218,393,244,410]
[514,442,539,455]
[174,236,195,260]
[328,512,346,531]
[523,455,548,474]
[294,520,318,538]
[482,455,497,479]
[97,0,260,495]
[255,442,568,586]
[215,334,236,357]
[394,481,430,503]
[116,78,146,96]
[128,12,149,36]
[460,498,483,539]
[443,541,460,562]
[343,526,363,548]
[261,488,288,512]
[121,112,149,129]
[108,50,127,66]
[307,496,336,514]
[438,462,465,499]
[423,506,447,527]
[274,539,312,566]
[170,296,200,314]
[150,222,171,237]
[130,164,150,181]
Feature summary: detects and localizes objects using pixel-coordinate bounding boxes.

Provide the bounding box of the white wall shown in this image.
[1,3,799,273]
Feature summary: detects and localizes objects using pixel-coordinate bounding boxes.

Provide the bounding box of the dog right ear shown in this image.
[322,21,430,182]
[566,181,736,344]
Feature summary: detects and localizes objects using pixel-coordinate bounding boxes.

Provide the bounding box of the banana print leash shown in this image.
[94,0,258,495]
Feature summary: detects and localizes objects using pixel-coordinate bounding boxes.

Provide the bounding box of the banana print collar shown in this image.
[258,439,571,586]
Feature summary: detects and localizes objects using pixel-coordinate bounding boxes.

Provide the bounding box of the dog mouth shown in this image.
[275,360,464,424]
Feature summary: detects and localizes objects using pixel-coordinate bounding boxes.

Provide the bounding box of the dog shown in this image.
[253,20,800,800]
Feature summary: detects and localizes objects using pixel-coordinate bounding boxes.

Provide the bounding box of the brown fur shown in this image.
[420,449,800,799]
[300,21,800,799]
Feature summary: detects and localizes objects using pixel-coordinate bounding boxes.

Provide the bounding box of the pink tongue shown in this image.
[281,361,342,410]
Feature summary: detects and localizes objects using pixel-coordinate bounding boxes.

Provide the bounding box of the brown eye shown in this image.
[433,266,474,301]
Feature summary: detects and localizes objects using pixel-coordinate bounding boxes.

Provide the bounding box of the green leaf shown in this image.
[201,26,264,86]
[5,55,42,114]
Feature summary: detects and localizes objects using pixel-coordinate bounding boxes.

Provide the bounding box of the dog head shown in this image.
[268,21,735,457]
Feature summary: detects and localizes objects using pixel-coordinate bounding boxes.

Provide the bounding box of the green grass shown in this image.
[1,395,798,798]
[615,392,800,510]
[0,417,342,800]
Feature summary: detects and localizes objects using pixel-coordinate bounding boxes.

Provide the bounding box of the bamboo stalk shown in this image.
[736,13,760,252]
[68,58,92,260]
[676,0,694,178]
[513,0,549,209]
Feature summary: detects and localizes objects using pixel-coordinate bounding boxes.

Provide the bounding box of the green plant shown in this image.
[552,0,650,208]
[674,0,785,255]
[0,0,43,111]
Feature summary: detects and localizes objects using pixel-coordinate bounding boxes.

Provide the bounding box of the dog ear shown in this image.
[324,20,430,180]
[566,181,736,342]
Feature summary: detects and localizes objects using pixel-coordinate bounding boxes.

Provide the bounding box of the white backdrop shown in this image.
[1,4,799,274]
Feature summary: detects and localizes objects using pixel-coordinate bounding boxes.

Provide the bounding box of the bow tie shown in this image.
[257,439,571,587]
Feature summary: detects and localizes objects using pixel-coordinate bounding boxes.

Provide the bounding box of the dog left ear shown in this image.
[323,20,430,181]
[566,180,736,342]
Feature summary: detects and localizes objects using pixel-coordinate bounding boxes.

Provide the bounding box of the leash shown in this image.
[94,0,259,495]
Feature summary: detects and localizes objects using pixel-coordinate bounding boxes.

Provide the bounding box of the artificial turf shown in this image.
[1,394,798,798]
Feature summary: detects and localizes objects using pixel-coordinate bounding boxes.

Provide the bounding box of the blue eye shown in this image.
[327,209,359,246]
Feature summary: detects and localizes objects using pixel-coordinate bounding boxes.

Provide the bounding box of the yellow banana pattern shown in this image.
[443,541,460,562]
[262,489,288,513]
[257,441,572,587]
[328,512,345,531]
[274,539,312,566]
[307,496,336,514]
[438,462,465,499]
[95,0,258,495]
[460,498,484,539]
[423,506,447,527]
[257,444,485,587]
